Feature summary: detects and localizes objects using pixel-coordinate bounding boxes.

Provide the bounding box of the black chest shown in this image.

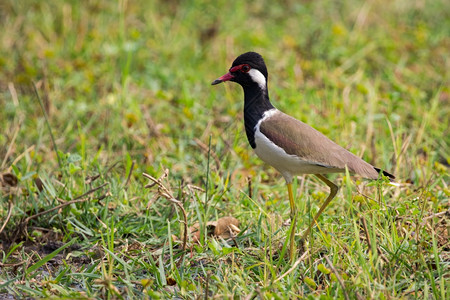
[242,88,274,149]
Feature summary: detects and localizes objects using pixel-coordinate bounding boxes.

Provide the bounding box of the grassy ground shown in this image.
[0,0,449,298]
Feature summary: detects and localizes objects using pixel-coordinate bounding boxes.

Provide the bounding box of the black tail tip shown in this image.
[374,167,395,180]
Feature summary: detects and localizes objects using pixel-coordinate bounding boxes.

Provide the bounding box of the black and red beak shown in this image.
[211,72,234,85]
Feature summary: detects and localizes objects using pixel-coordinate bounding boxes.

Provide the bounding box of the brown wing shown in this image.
[259,111,382,179]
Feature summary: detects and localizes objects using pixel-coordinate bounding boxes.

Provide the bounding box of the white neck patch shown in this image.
[248,69,267,90]
[255,108,278,130]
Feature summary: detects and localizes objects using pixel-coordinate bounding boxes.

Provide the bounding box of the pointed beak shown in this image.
[211,72,234,85]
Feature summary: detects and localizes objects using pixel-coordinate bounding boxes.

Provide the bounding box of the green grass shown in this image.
[0,0,449,298]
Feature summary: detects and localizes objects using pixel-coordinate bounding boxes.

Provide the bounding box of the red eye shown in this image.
[229,64,251,73]
[241,64,250,72]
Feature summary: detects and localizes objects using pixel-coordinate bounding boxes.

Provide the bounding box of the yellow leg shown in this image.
[301,174,339,240]
[287,182,297,261]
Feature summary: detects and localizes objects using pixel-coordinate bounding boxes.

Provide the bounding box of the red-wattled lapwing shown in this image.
[212,52,394,260]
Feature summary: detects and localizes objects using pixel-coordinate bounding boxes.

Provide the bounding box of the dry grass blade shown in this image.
[0,260,26,267]
[360,215,372,251]
[186,184,205,193]
[422,209,449,222]
[1,122,21,170]
[274,250,309,283]
[33,82,62,169]
[324,255,349,300]
[24,182,109,223]
[0,200,13,234]
[143,171,188,254]
[124,161,135,187]
[144,169,168,189]
[194,137,221,171]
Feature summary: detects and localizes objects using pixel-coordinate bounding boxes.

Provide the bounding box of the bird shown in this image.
[211,52,394,260]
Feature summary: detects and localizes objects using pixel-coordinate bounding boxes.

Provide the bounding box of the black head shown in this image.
[211,52,268,88]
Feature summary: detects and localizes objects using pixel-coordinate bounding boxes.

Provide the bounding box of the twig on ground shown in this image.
[422,209,449,223]
[85,174,101,185]
[0,260,27,267]
[324,255,349,300]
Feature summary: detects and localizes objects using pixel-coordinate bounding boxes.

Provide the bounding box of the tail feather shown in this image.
[374,167,395,181]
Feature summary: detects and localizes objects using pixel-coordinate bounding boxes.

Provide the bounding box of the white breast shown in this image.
[253,109,333,183]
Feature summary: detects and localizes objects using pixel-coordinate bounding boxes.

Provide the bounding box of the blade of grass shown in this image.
[26,238,77,276]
